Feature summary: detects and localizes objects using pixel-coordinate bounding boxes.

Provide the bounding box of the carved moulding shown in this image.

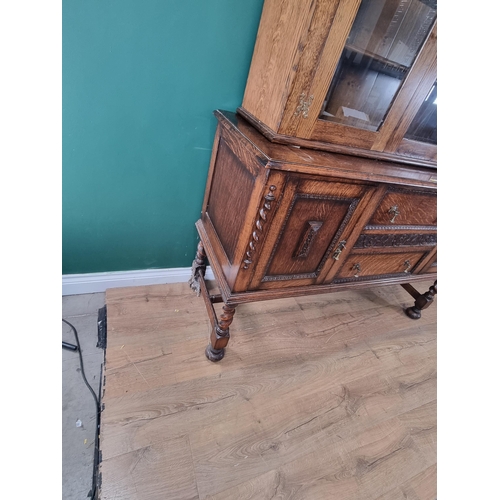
[295,221,323,258]
[242,185,277,270]
[354,233,437,248]
[333,272,415,284]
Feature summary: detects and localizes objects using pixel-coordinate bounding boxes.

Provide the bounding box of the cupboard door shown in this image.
[280,0,437,163]
[249,175,376,289]
[395,80,437,161]
[319,0,437,131]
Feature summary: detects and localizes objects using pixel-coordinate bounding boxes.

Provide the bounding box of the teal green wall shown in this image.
[63,0,264,274]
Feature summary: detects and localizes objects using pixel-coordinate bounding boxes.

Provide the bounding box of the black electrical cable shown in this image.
[62,318,102,500]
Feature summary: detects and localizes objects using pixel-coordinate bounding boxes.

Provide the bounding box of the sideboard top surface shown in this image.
[215,110,437,190]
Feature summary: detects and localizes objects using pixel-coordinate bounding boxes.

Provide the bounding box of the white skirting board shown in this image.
[62,267,215,296]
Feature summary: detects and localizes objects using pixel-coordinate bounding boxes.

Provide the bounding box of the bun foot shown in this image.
[205,345,225,362]
[401,280,436,321]
[405,306,421,320]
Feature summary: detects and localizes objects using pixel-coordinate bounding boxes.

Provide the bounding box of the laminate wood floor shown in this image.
[99,280,437,500]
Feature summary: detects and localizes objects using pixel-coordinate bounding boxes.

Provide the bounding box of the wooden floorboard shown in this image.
[99,280,437,500]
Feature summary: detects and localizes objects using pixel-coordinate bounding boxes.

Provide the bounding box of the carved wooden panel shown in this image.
[294,221,324,258]
[368,187,437,227]
[354,233,437,248]
[207,139,256,263]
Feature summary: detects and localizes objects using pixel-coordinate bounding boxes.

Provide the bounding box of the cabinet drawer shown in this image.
[367,188,437,228]
[334,249,429,282]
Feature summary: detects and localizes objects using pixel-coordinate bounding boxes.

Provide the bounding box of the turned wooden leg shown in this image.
[188,241,207,296]
[205,303,237,362]
[402,280,437,320]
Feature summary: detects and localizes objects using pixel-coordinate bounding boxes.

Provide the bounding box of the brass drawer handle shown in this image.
[404,260,411,273]
[332,240,346,260]
[388,205,400,223]
[352,263,361,278]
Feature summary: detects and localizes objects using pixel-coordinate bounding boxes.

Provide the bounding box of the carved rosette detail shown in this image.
[294,93,314,118]
[188,241,207,297]
[242,185,277,270]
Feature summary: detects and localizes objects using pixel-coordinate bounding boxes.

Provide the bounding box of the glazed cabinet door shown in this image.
[292,0,437,159]
[241,0,437,165]
[248,173,377,290]
[395,79,437,162]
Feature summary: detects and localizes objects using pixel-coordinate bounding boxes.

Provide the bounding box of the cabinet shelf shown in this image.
[344,43,409,79]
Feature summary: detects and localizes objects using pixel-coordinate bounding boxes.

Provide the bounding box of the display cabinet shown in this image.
[189,0,438,362]
[238,0,437,166]
[189,111,437,361]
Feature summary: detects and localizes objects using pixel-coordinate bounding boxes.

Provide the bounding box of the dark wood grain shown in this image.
[207,139,256,263]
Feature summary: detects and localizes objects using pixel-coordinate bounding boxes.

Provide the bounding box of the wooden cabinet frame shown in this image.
[189,111,437,361]
[239,0,437,167]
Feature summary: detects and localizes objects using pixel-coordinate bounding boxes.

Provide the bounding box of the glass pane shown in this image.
[404,81,437,144]
[320,0,437,132]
